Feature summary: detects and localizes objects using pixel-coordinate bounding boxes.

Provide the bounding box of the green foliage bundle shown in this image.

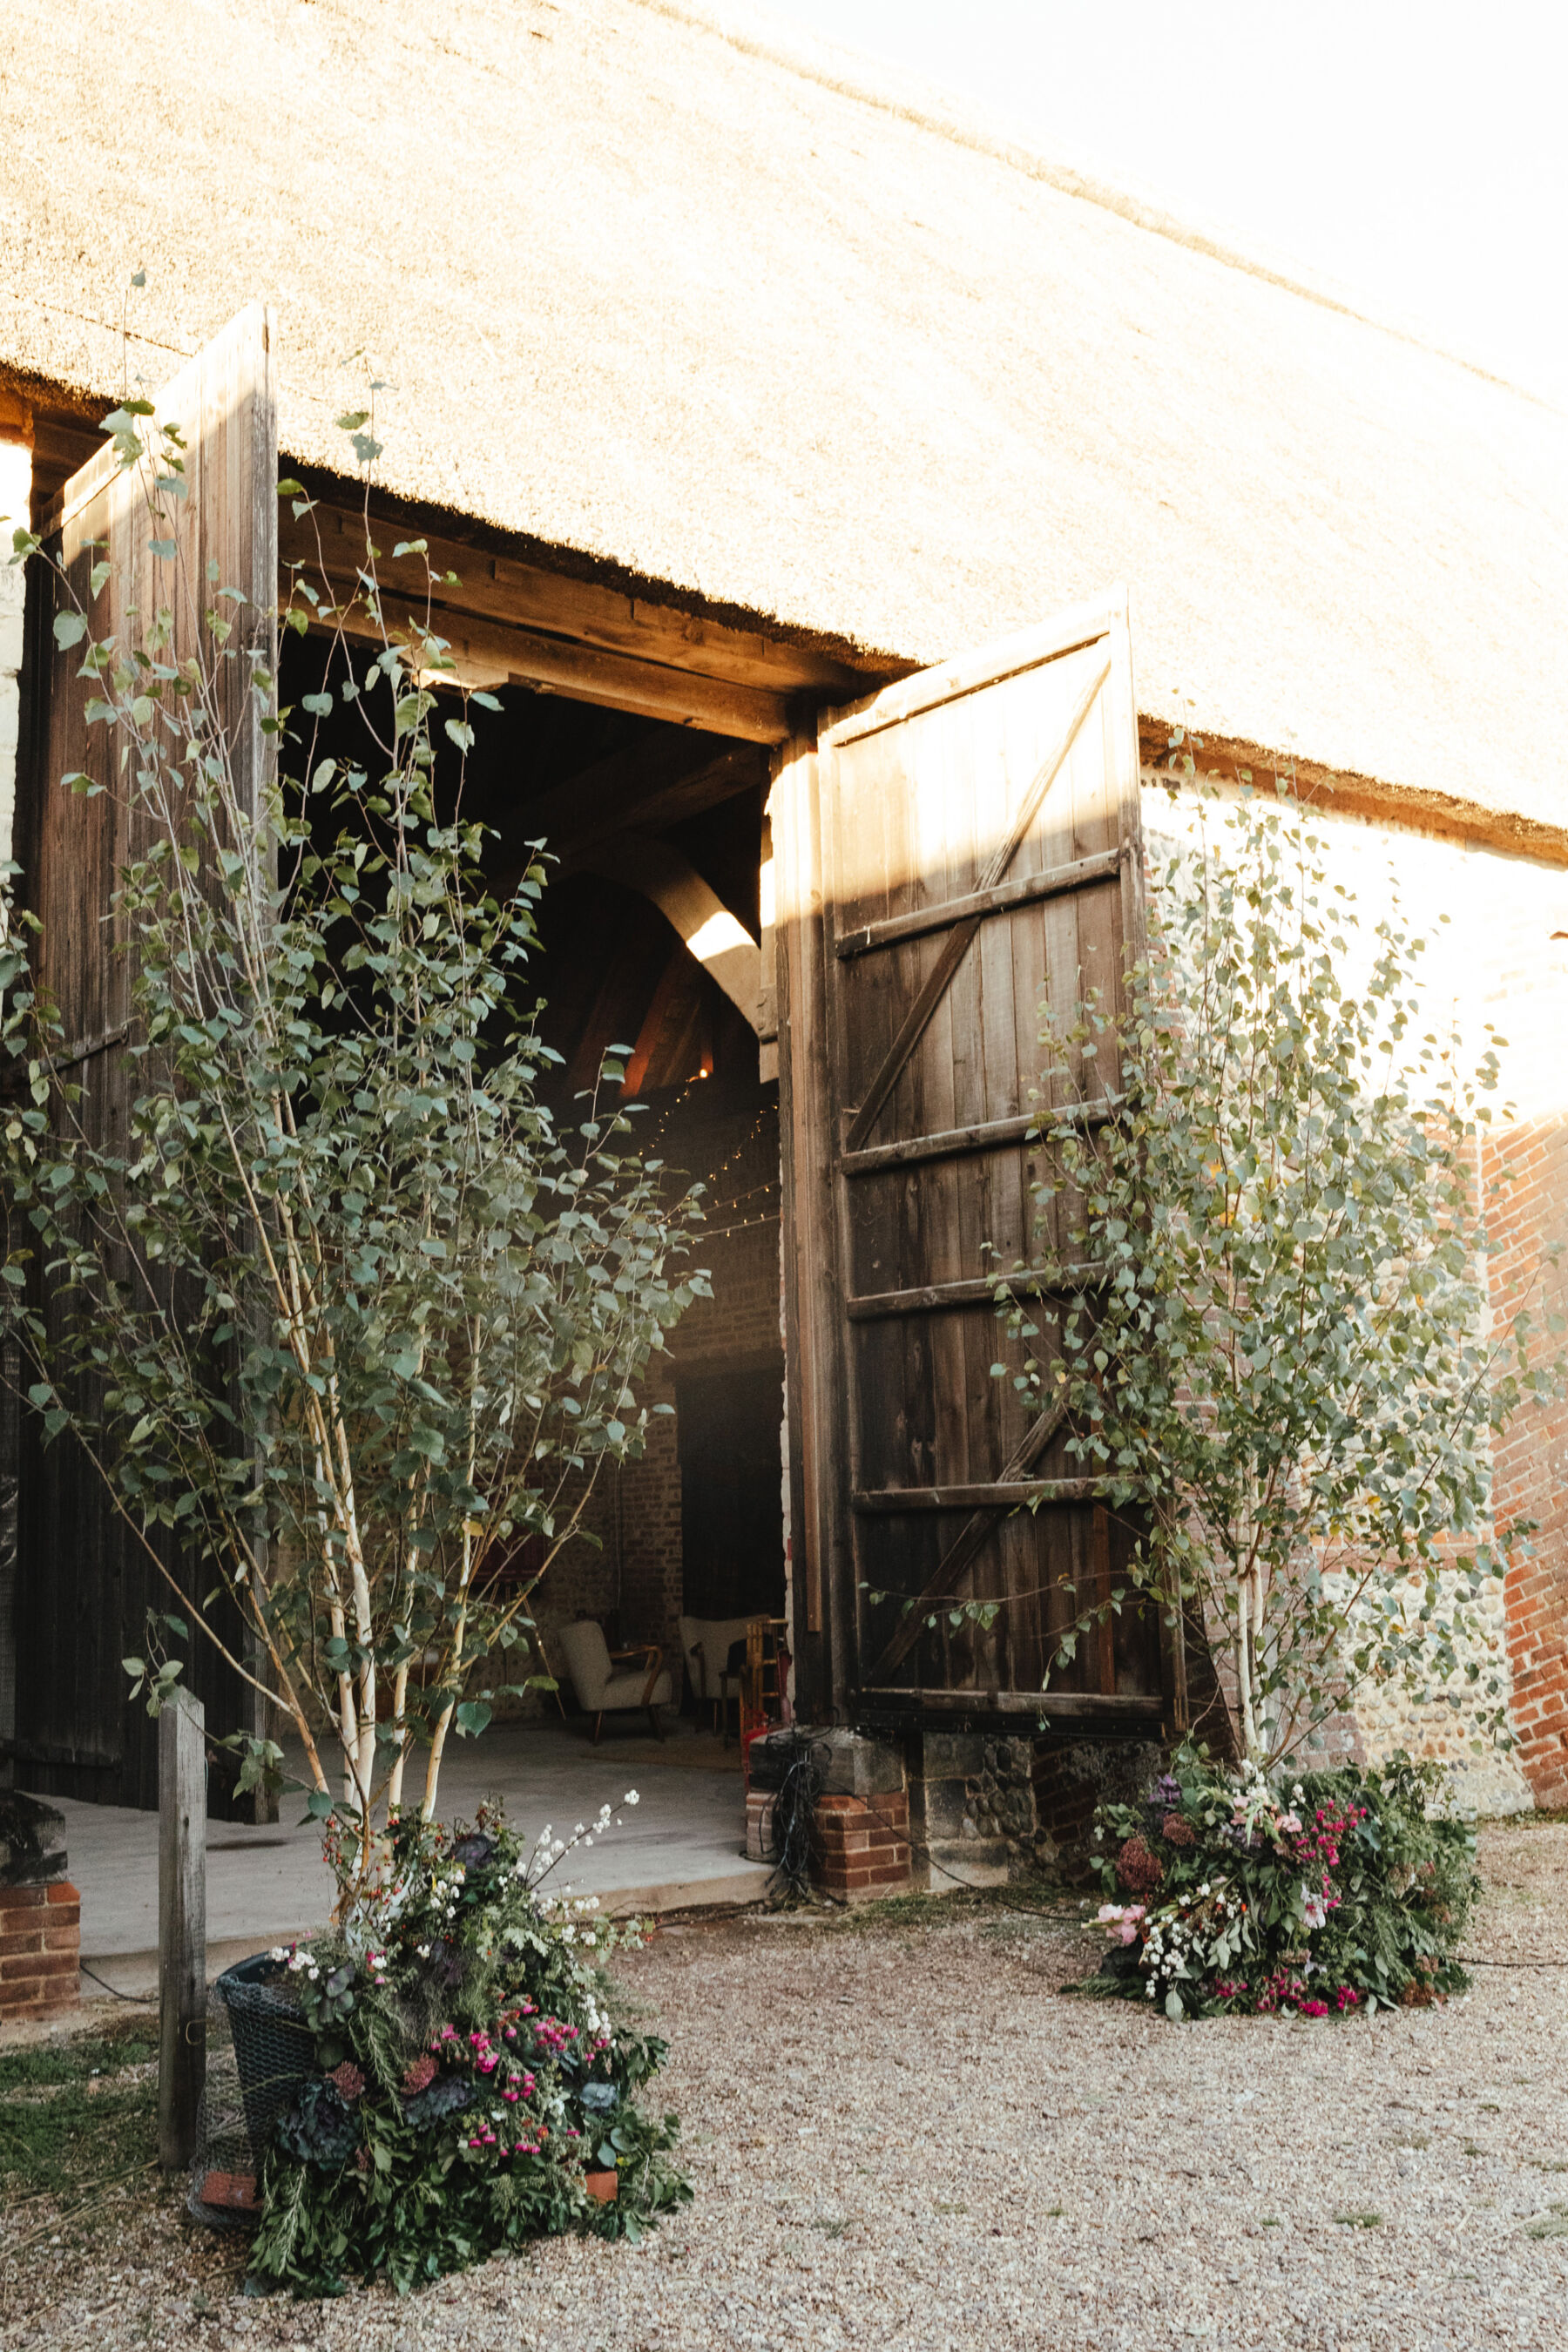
[3,409,706,1879]
[248,1801,689,2294]
[1087,1750,1477,2020]
[1002,786,1558,1761]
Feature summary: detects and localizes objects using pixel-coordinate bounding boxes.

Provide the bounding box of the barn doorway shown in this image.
[275,621,788,1720]
[675,1363,787,1624]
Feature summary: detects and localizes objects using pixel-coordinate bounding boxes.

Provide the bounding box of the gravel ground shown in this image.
[4,1818,1566,2351]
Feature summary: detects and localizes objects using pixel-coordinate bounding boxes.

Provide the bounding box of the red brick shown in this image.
[0,1886,47,1913]
[43,1923,78,1952]
[0,1930,44,1957]
[46,1880,81,1908]
[1,1950,76,1980]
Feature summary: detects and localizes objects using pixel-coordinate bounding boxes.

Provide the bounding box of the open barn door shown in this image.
[12,307,275,1808]
[774,589,1173,1734]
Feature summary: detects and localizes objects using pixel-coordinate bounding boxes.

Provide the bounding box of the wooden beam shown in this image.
[845,1267,1105,1321]
[854,1477,1113,1512]
[835,845,1125,960]
[582,834,764,1031]
[312,587,794,740]
[158,1689,206,2171]
[841,1100,1112,1179]
[280,497,881,731]
[841,1112,1037,1177]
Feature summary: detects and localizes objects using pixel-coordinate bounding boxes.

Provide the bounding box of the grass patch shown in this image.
[1333,2210,1382,2229]
[0,2021,157,2209]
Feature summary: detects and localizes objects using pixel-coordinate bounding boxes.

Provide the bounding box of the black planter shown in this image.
[214,1952,317,2156]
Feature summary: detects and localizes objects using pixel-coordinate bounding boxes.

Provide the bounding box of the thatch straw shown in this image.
[2,0,1562,822]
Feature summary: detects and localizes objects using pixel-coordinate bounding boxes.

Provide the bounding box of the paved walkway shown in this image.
[35,1717,769,1994]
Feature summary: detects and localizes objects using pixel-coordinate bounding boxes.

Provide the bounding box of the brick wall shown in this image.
[1487,1114,1568,1806]
[0,1878,80,2020]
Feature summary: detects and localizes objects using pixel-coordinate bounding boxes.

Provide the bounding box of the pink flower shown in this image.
[1094,1902,1146,1946]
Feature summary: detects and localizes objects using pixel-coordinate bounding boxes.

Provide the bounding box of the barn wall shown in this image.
[0,416,26,1788]
[1146,775,1568,1808]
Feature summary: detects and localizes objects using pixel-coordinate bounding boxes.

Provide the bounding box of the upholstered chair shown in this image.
[555,1619,672,1744]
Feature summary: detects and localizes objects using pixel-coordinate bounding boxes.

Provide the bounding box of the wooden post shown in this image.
[159,1687,206,2170]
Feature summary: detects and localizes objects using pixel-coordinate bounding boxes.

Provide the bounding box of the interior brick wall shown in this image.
[525,1091,784,1710]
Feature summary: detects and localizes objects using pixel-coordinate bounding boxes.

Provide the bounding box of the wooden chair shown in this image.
[555,1619,672,1744]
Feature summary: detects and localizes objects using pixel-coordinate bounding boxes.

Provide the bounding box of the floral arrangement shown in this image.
[1085,1751,1477,2020]
[245,1797,690,2294]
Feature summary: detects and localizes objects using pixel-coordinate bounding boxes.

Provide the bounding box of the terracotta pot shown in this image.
[584,2168,618,2203]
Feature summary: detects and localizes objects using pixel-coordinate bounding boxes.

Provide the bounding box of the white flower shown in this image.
[625,1790,639,1806]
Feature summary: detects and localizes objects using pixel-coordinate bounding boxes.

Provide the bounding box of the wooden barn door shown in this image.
[13,307,275,1808]
[776,589,1170,1734]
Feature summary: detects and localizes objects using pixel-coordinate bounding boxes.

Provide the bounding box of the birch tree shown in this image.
[1001,785,1558,1764]
[2,408,705,1895]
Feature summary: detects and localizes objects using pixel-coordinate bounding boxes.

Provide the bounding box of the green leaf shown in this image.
[52,612,88,651]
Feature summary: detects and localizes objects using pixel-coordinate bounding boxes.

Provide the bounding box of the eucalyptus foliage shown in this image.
[3,408,705,1881]
[1002,787,1557,1763]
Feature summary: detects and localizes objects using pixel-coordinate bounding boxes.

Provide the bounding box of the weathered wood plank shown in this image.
[835,844,1125,959]
[853,1476,1117,1511]
[819,596,1119,747]
[314,591,794,740]
[839,652,1111,1152]
[280,498,875,704]
[844,1266,1104,1321]
[159,1688,206,2170]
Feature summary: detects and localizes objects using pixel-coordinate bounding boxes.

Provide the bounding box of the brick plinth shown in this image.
[810,1789,911,1903]
[0,1880,81,2019]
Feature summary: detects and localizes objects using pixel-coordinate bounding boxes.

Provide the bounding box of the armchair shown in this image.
[555,1619,672,1744]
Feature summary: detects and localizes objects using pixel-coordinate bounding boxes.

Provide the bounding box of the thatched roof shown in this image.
[3,0,1564,831]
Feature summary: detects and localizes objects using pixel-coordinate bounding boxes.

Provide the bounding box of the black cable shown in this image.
[79,1959,156,2004]
[764,1732,831,1899]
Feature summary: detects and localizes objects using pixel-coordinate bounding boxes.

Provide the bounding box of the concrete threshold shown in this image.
[78,1859,776,2002]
